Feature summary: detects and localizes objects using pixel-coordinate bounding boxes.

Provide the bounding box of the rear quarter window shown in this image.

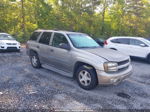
[30,32,41,41]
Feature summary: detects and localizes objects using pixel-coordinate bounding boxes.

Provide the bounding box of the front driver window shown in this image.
[130,39,146,46]
[52,33,68,48]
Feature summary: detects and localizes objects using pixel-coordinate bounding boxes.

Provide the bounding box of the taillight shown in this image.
[104,40,108,45]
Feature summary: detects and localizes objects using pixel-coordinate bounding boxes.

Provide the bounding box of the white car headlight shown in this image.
[0,42,5,45]
[104,62,118,72]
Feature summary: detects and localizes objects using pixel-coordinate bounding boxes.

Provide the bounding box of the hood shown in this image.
[0,40,19,44]
[83,48,129,62]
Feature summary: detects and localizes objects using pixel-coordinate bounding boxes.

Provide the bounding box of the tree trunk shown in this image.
[21,0,25,37]
[101,0,106,35]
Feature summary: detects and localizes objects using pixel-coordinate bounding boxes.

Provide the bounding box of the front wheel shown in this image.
[76,65,98,90]
[147,54,150,64]
[30,53,41,68]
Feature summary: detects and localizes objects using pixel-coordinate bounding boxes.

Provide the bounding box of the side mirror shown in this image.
[139,44,147,47]
[59,43,70,50]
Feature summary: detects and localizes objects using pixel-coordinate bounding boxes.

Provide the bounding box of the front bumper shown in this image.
[0,45,20,51]
[96,65,132,85]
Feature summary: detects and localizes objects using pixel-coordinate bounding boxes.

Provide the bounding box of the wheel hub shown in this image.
[79,70,91,86]
[32,56,38,66]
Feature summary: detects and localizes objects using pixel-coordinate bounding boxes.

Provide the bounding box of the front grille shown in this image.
[117,59,130,73]
[6,43,17,45]
[118,59,129,66]
[7,47,17,50]
[118,66,129,72]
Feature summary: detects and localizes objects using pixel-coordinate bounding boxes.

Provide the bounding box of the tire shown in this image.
[76,65,98,90]
[147,54,150,63]
[17,49,20,52]
[30,52,41,68]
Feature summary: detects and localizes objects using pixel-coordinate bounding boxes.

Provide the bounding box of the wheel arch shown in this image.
[73,61,97,79]
[110,48,117,50]
[29,49,38,56]
[146,53,150,61]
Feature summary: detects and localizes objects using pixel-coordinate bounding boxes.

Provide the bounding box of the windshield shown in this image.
[142,38,150,46]
[68,33,100,48]
[146,38,150,41]
[0,34,15,40]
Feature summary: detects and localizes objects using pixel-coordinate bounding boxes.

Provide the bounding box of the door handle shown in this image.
[50,49,54,52]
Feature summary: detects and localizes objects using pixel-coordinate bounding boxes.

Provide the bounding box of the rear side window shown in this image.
[30,32,41,41]
[111,39,118,43]
[111,38,129,44]
[39,32,52,45]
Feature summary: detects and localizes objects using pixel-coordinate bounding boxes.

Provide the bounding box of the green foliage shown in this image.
[0,0,150,42]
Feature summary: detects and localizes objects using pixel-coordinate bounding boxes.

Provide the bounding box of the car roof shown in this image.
[0,33,9,35]
[34,29,85,35]
[108,36,145,40]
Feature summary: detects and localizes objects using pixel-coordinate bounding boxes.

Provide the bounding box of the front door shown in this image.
[129,39,148,58]
[50,33,72,73]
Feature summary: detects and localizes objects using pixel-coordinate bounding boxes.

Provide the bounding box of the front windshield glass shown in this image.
[0,34,15,40]
[68,33,100,48]
[142,38,150,46]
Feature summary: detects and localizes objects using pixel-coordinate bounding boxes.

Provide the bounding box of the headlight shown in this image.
[104,62,118,72]
[0,42,4,45]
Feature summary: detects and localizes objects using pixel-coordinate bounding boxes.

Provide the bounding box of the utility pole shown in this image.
[21,0,25,37]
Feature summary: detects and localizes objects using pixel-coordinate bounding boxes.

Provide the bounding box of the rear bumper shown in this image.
[96,65,132,85]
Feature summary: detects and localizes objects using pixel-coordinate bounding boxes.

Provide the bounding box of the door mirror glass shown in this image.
[59,43,70,50]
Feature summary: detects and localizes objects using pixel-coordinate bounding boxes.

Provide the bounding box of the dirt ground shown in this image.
[0,48,150,111]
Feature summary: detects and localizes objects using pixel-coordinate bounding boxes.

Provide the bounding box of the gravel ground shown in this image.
[0,48,150,111]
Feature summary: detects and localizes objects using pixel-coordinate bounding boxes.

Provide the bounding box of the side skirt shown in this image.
[42,64,73,78]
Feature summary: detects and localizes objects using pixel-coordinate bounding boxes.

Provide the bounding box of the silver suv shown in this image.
[27,30,132,90]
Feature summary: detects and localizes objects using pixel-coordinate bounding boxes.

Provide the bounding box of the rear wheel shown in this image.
[30,53,41,68]
[76,65,98,90]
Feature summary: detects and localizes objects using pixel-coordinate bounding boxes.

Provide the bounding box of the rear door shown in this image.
[110,38,130,55]
[38,32,53,64]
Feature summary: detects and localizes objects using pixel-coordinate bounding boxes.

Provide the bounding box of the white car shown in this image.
[0,33,21,52]
[104,36,150,63]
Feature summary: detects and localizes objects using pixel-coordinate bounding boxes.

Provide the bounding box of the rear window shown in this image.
[30,32,41,41]
[111,38,129,44]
